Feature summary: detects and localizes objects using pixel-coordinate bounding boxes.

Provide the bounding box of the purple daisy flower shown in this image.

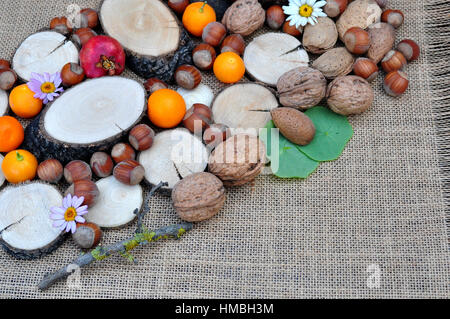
[27,72,64,104]
[50,194,88,234]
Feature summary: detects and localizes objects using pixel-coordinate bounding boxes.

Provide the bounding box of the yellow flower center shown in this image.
[299,4,313,17]
[64,207,77,222]
[41,82,55,93]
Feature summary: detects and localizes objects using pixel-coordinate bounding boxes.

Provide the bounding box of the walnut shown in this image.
[221,0,265,36]
[277,67,327,110]
[172,172,226,222]
[208,134,266,187]
[312,47,354,79]
[302,17,338,54]
[326,75,374,115]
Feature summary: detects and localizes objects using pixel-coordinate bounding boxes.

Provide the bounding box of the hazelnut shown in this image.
[203,124,231,148]
[113,159,145,185]
[381,50,407,73]
[111,143,136,163]
[90,152,114,178]
[221,0,265,36]
[353,58,379,82]
[0,59,10,70]
[37,159,63,183]
[61,63,85,86]
[64,160,92,184]
[282,21,302,37]
[381,9,404,28]
[175,64,201,89]
[343,27,370,54]
[183,104,212,134]
[397,39,420,62]
[66,180,100,207]
[50,17,72,35]
[72,222,102,249]
[193,43,216,70]
[202,22,227,47]
[79,8,98,29]
[383,70,409,97]
[271,107,316,146]
[168,0,190,15]
[144,78,168,94]
[172,172,226,222]
[326,75,374,115]
[220,34,245,56]
[0,68,17,91]
[277,66,327,110]
[72,28,97,48]
[324,0,348,18]
[129,124,155,151]
[208,134,266,187]
[266,5,285,30]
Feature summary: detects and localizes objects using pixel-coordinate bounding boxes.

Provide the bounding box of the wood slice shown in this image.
[243,33,309,86]
[0,154,4,187]
[100,0,195,82]
[22,77,146,164]
[138,128,209,192]
[211,83,278,135]
[0,89,7,116]
[0,183,64,259]
[12,31,79,81]
[85,176,143,228]
[177,84,214,110]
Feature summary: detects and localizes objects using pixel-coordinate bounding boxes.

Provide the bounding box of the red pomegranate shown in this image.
[80,35,126,78]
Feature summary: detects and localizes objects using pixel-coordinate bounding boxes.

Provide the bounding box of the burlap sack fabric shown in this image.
[0,0,448,298]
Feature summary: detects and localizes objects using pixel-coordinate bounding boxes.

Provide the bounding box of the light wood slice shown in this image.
[22,77,146,163]
[12,31,78,81]
[177,84,214,110]
[100,0,195,82]
[243,33,309,86]
[0,183,64,259]
[85,176,143,228]
[0,155,4,187]
[0,89,7,116]
[212,83,279,135]
[138,128,209,192]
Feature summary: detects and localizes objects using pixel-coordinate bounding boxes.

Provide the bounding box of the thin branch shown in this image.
[135,181,168,233]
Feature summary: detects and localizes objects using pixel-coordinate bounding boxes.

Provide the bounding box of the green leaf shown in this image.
[260,121,320,178]
[298,106,353,162]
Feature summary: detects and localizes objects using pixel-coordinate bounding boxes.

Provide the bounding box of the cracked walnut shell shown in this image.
[221,0,265,36]
[326,75,374,115]
[172,172,226,222]
[208,134,266,187]
[277,67,327,110]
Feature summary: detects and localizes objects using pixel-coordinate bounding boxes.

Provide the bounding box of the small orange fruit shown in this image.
[148,89,186,128]
[9,84,43,118]
[0,116,24,153]
[1,149,38,184]
[182,1,216,37]
[213,52,246,83]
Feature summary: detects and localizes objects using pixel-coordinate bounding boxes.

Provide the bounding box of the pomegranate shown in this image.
[80,35,125,78]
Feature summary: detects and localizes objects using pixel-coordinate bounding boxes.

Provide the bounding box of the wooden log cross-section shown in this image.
[100,0,195,82]
[0,89,7,116]
[22,77,146,163]
[0,183,64,259]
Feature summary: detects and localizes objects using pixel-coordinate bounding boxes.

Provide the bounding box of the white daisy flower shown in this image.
[283,0,328,28]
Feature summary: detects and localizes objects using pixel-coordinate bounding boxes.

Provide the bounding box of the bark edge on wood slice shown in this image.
[12,31,79,82]
[0,182,64,260]
[138,128,209,194]
[85,176,143,228]
[22,77,146,164]
[212,83,279,135]
[0,89,7,116]
[100,0,195,83]
[243,32,309,86]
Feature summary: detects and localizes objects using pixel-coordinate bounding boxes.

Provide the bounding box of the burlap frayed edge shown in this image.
[425,0,450,241]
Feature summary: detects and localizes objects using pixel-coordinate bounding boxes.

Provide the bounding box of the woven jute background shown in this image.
[0,0,449,298]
